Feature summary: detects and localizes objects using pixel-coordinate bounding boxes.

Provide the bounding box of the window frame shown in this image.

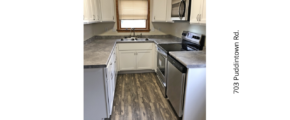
[116,0,150,32]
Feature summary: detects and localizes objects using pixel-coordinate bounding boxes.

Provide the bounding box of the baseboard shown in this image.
[118,69,155,74]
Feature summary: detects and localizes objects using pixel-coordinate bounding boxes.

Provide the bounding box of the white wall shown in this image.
[84,24,94,41]
[168,23,206,38]
[91,22,171,36]
[164,23,206,47]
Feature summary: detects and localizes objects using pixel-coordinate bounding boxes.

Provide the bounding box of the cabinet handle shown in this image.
[113,16,114,20]
[196,14,198,21]
[110,63,112,65]
[93,15,95,20]
[199,14,201,21]
[154,16,155,20]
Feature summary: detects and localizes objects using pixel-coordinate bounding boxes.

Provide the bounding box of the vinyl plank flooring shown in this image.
[111,73,178,120]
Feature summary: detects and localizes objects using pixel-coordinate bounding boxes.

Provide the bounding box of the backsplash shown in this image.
[84,24,94,41]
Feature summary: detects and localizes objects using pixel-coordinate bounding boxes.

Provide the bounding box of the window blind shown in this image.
[119,0,148,20]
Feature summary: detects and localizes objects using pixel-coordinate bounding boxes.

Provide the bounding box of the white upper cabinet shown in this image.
[199,0,206,24]
[166,0,173,22]
[99,0,115,22]
[152,0,167,21]
[152,0,173,22]
[91,0,100,22]
[190,0,206,24]
[83,0,93,24]
[84,0,115,24]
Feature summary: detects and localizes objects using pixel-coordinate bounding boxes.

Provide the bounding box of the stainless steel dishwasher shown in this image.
[167,55,187,118]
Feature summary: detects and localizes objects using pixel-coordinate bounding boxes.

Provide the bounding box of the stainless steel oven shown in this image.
[156,47,167,97]
[171,0,191,21]
[155,31,205,99]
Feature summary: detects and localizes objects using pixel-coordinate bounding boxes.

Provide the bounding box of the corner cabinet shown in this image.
[99,0,115,22]
[118,43,155,71]
[84,47,118,120]
[84,0,115,24]
[152,0,173,23]
[190,0,206,24]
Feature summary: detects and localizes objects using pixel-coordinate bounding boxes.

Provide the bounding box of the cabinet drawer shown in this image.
[118,43,152,50]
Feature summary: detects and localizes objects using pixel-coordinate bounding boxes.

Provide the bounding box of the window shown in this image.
[116,0,150,32]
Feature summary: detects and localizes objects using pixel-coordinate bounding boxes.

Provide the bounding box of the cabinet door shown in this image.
[84,0,93,23]
[166,0,172,22]
[152,0,167,22]
[136,50,152,70]
[200,0,206,24]
[110,57,115,94]
[105,65,112,115]
[99,0,115,21]
[114,50,118,87]
[91,0,99,22]
[190,0,202,24]
[119,51,136,71]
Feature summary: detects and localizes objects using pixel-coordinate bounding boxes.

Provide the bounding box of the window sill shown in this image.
[117,29,150,32]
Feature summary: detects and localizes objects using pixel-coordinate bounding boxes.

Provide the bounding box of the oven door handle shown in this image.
[157,50,167,57]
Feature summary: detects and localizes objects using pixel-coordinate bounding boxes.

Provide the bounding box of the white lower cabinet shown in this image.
[105,47,118,115]
[136,50,152,70]
[119,51,137,71]
[106,59,114,115]
[118,43,155,71]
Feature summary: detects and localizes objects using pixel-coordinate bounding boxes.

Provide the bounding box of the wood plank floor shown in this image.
[111,73,178,120]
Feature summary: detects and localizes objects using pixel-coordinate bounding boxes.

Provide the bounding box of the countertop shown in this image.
[84,36,182,68]
[169,51,206,68]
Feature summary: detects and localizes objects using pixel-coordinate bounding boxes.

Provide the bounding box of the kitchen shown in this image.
[84,0,206,120]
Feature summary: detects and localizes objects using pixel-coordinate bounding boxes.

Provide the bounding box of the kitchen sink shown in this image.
[120,37,149,41]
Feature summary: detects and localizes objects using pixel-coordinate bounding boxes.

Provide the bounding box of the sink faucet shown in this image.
[131,28,135,37]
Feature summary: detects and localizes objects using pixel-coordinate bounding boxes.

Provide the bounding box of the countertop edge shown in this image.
[84,65,106,68]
